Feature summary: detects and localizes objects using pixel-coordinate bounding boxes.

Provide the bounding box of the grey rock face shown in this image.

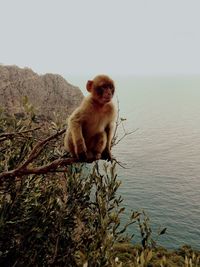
[0,65,83,121]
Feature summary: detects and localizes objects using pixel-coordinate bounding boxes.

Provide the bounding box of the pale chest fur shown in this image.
[82,103,115,136]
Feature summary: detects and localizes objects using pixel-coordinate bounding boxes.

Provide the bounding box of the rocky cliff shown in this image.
[0,65,83,121]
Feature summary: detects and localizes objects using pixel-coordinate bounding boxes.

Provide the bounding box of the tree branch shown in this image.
[19,129,65,169]
[0,129,68,180]
[0,127,41,142]
[114,128,138,146]
[0,157,79,180]
[0,98,136,180]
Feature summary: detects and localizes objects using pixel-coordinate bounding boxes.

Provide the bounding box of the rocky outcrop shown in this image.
[0,65,83,121]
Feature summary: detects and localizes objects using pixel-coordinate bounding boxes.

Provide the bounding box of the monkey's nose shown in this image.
[105,88,112,96]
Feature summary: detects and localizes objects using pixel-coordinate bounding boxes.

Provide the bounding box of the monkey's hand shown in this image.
[101,148,112,161]
[75,139,87,161]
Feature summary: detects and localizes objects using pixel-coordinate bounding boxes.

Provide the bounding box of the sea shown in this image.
[69,75,200,249]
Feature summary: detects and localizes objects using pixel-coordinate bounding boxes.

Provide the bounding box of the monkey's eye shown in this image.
[101,84,107,89]
[106,84,115,95]
[105,83,114,91]
[96,86,104,96]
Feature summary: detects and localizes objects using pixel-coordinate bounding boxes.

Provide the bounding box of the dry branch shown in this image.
[0,99,136,180]
[0,128,69,180]
[0,157,79,179]
[0,126,112,180]
[0,127,41,142]
[19,129,65,169]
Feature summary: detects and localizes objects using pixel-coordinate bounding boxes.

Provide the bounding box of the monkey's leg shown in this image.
[64,131,77,158]
[90,132,107,160]
[101,148,112,161]
[101,124,114,161]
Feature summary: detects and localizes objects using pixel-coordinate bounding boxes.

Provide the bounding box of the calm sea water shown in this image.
[69,75,200,249]
[113,76,200,249]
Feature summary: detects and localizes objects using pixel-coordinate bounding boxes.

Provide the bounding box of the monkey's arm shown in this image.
[102,122,114,160]
[68,112,87,159]
[107,122,115,149]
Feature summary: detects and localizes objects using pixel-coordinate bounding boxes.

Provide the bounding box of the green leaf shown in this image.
[159,227,167,235]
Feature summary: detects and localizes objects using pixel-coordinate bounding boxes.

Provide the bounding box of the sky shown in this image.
[0,0,200,78]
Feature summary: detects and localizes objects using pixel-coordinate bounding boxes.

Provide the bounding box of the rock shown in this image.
[0,65,84,121]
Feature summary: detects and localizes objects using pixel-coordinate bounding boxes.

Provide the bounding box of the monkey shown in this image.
[64,74,116,161]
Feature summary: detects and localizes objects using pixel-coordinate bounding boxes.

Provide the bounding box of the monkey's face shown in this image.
[87,75,115,105]
[94,83,115,104]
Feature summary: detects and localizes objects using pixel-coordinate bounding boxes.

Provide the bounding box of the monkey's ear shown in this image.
[86,80,93,92]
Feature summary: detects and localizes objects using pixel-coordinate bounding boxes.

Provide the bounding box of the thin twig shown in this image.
[112,158,128,169]
[114,128,139,146]
[0,127,41,139]
[112,95,120,143]
[0,127,41,142]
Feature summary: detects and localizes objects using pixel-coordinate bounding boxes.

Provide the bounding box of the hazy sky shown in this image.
[1,0,200,77]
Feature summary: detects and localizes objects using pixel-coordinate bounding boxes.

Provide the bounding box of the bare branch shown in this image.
[114,128,139,146]
[112,95,120,143]
[0,96,136,180]
[19,129,65,169]
[0,157,80,180]
[0,127,41,142]
[0,128,69,181]
[112,95,139,148]
[112,158,128,169]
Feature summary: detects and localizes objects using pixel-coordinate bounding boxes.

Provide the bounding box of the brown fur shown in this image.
[64,75,116,161]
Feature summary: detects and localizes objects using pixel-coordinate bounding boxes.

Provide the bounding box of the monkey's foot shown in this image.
[94,153,101,160]
[101,150,112,161]
[78,151,87,161]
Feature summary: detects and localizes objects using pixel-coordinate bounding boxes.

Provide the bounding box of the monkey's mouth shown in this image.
[103,97,112,103]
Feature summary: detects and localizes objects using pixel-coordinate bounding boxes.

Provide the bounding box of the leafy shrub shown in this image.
[0,107,199,267]
[0,108,137,266]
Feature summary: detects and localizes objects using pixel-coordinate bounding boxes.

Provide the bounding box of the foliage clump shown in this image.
[0,107,199,267]
[0,107,134,266]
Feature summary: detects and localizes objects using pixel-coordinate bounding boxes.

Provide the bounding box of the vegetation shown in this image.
[0,103,199,266]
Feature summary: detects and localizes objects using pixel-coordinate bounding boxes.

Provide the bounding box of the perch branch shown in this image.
[0,129,68,180]
[19,129,65,169]
[0,157,79,179]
